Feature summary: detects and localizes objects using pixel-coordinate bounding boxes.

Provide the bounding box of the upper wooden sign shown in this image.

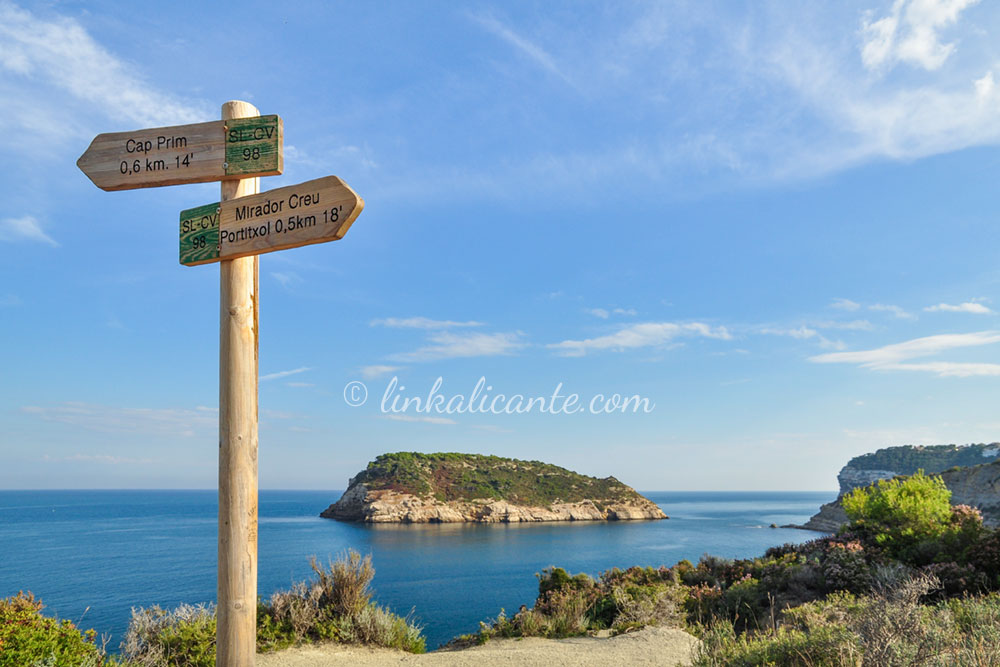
[77,116,283,191]
[179,175,364,266]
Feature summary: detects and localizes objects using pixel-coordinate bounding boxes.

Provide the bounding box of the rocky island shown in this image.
[320,452,667,523]
[801,442,1000,531]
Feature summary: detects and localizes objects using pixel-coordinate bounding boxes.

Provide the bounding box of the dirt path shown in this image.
[256,626,699,666]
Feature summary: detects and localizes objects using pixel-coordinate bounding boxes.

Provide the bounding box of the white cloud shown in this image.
[371,317,484,329]
[830,298,861,311]
[0,215,57,246]
[809,331,1000,373]
[880,361,1000,377]
[925,301,993,314]
[816,319,874,331]
[261,367,312,381]
[0,3,207,135]
[586,307,636,319]
[869,303,916,319]
[22,402,216,438]
[271,272,302,287]
[285,382,314,388]
[0,294,20,306]
[468,11,575,86]
[548,322,731,357]
[861,0,980,72]
[380,414,457,425]
[760,326,818,339]
[391,331,524,362]
[360,365,402,379]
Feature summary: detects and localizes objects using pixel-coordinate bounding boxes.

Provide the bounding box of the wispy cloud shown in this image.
[285,382,314,388]
[42,453,157,465]
[925,301,993,314]
[22,402,216,437]
[760,326,818,340]
[468,10,575,86]
[586,307,636,319]
[271,272,303,288]
[260,367,312,381]
[380,414,457,425]
[830,298,861,311]
[881,361,1000,377]
[0,215,57,246]
[816,320,874,331]
[809,331,1000,376]
[548,322,731,357]
[0,3,207,153]
[390,331,524,362]
[359,365,401,379]
[371,317,483,329]
[0,294,20,307]
[870,303,916,320]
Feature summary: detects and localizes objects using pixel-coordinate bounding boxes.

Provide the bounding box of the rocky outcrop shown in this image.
[835,443,1000,495]
[940,462,1000,524]
[321,485,666,523]
[320,452,667,523]
[838,467,900,494]
[797,449,1000,533]
[798,501,848,533]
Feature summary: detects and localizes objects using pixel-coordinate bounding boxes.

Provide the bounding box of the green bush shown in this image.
[842,470,953,558]
[0,592,104,667]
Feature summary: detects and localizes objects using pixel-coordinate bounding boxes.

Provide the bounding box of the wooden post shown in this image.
[218,100,260,667]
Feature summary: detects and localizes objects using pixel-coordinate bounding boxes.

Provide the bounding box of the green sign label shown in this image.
[225,115,282,176]
[179,203,221,265]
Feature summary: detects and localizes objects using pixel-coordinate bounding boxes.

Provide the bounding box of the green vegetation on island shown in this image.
[350,452,639,505]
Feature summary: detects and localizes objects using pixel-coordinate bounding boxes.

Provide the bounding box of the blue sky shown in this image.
[3,0,1000,491]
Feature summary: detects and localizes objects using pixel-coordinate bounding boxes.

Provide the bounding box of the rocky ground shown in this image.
[257,626,699,666]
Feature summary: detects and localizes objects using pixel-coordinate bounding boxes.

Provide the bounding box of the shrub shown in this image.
[118,603,216,667]
[312,551,373,618]
[0,592,104,667]
[692,621,859,667]
[842,470,953,558]
[120,551,424,664]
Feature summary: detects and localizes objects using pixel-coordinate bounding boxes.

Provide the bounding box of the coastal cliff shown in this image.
[800,443,1000,532]
[320,452,667,523]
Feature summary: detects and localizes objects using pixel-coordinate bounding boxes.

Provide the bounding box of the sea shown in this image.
[0,490,834,650]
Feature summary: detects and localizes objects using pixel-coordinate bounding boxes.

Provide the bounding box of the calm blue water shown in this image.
[0,490,833,650]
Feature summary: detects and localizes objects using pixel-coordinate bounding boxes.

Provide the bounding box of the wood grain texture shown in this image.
[218,100,260,667]
[77,117,282,191]
[179,175,364,266]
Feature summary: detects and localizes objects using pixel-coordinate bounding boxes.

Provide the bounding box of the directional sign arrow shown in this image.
[179,175,364,266]
[77,115,283,191]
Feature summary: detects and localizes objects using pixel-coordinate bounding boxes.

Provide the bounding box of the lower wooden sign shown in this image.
[179,176,364,266]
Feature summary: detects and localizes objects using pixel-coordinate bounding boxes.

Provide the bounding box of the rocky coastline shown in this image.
[320,452,667,524]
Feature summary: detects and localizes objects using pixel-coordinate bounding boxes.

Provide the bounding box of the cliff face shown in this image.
[836,443,1000,494]
[320,452,667,523]
[800,443,1000,532]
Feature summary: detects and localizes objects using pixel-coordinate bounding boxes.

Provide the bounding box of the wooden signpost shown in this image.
[179,175,364,266]
[77,115,283,191]
[78,100,363,667]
